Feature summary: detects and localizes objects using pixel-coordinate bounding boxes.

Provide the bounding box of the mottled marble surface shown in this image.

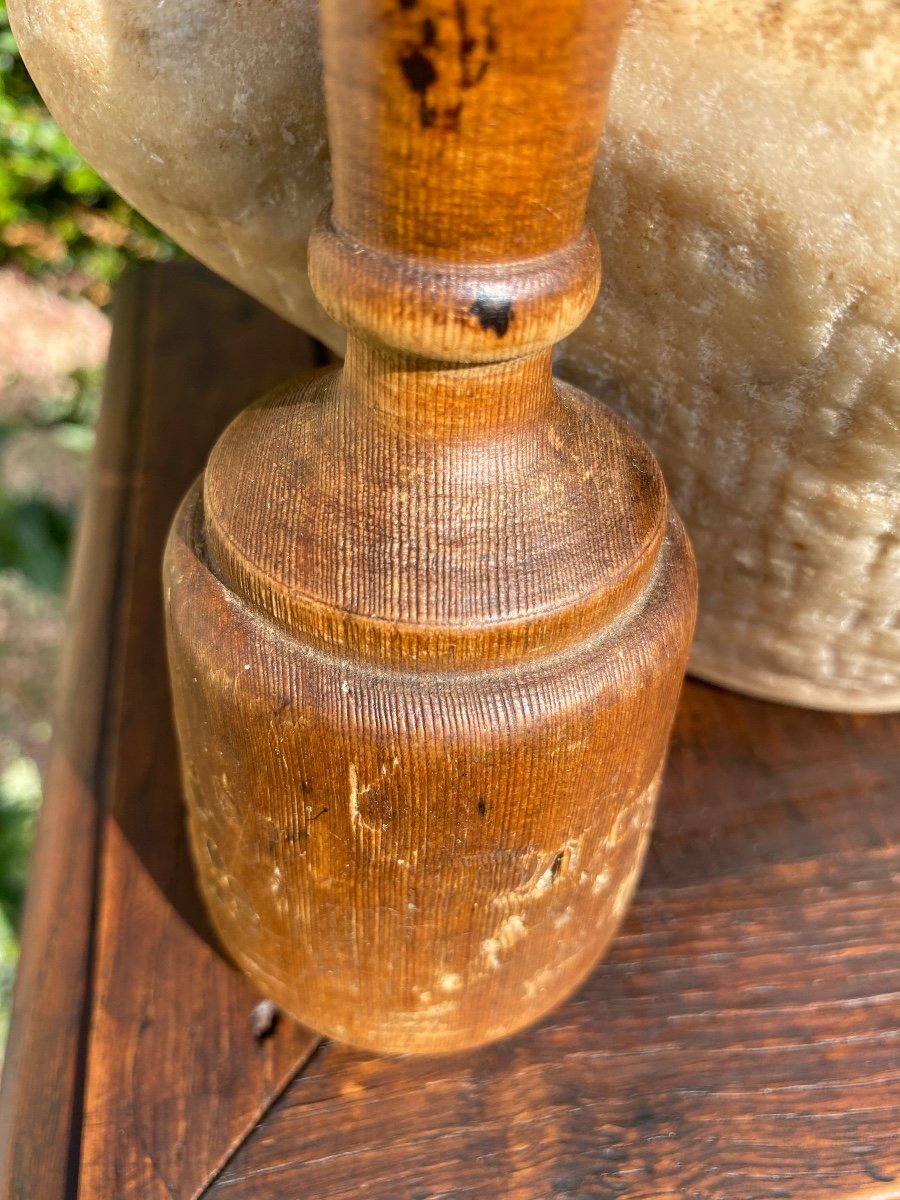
[11,0,899,709]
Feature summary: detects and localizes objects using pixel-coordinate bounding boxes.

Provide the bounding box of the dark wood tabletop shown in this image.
[1,262,897,1200]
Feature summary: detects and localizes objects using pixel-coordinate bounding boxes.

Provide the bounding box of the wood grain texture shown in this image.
[3,264,898,1200]
[77,265,326,1200]
[321,0,625,261]
[209,690,900,1200]
[0,263,325,1200]
[0,267,145,1200]
[165,0,697,1054]
[645,684,900,889]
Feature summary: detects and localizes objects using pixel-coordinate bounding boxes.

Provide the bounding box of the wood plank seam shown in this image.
[72,264,328,1200]
[68,267,157,1199]
[195,1038,327,1200]
[0,267,150,1199]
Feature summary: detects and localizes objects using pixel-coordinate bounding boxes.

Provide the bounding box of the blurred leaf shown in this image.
[53,421,94,456]
[0,0,178,297]
[0,493,74,592]
[0,754,41,1046]
[0,756,40,931]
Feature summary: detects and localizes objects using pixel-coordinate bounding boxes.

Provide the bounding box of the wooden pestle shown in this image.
[164,0,697,1054]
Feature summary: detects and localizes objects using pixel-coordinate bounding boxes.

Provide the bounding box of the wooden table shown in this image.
[1,262,897,1200]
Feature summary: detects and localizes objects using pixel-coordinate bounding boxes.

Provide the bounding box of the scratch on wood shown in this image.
[349,762,360,824]
[482,912,527,970]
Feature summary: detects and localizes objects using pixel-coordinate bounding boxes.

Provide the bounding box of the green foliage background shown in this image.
[0,1,175,1042]
[0,1,176,301]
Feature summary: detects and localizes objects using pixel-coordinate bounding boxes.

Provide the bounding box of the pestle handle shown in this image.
[311,0,629,368]
[320,0,629,262]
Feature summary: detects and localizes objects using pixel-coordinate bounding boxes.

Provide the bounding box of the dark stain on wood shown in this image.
[470,295,513,335]
[399,46,437,94]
